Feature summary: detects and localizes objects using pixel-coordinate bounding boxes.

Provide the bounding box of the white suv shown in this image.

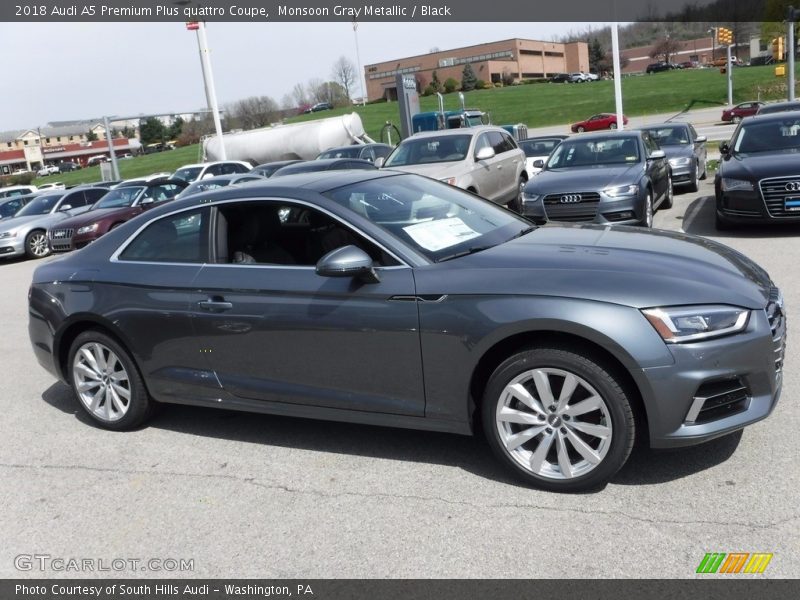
[172,161,252,183]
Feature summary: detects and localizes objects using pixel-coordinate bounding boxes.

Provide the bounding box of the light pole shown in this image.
[788,5,798,101]
[611,22,624,131]
[352,19,366,106]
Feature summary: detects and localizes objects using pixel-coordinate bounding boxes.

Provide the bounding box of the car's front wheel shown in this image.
[576,126,585,133]
[640,191,654,228]
[609,122,618,130]
[24,229,50,259]
[482,346,635,492]
[68,330,153,430]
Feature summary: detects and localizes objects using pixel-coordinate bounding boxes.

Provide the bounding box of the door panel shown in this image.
[190,265,425,416]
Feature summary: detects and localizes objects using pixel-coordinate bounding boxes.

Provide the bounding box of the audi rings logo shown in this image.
[785,182,800,192]
[560,194,582,203]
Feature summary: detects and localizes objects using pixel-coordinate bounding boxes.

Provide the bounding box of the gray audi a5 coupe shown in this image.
[520,131,672,227]
[28,170,784,491]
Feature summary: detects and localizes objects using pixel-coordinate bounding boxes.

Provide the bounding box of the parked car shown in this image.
[712,56,743,67]
[641,123,708,192]
[38,182,66,192]
[549,73,570,83]
[317,143,394,163]
[0,187,107,259]
[715,112,800,229]
[646,62,673,73]
[75,180,123,189]
[380,126,526,207]
[178,174,265,199]
[86,155,108,167]
[721,101,764,123]
[517,136,569,179]
[250,160,304,178]
[756,100,800,115]
[520,130,672,228]
[37,165,59,177]
[49,180,188,253]
[0,185,38,199]
[0,193,38,220]
[570,113,628,133]
[678,60,698,69]
[305,102,333,113]
[567,72,587,83]
[271,158,376,178]
[172,161,253,183]
[57,161,81,172]
[28,170,784,492]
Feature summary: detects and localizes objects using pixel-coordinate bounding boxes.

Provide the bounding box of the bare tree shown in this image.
[226,95,279,130]
[650,36,682,63]
[291,83,309,108]
[331,56,357,100]
[280,94,294,111]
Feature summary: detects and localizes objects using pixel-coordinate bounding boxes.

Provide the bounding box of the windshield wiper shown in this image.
[437,245,494,262]
[509,226,536,240]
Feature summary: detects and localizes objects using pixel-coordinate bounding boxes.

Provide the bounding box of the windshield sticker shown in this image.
[403,217,481,251]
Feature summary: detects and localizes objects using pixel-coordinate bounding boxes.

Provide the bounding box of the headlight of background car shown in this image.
[0,231,17,239]
[76,223,100,235]
[720,177,754,192]
[603,184,639,198]
[642,305,750,343]
[668,157,691,167]
[521,192,541,203]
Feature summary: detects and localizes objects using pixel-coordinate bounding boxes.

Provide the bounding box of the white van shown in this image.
[86,155,108,167]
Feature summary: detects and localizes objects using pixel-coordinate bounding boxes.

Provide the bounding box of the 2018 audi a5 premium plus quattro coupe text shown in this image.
[28,171,785,491]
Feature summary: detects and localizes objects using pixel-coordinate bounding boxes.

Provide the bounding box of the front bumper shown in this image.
[521,190,644,225]
[0,236,25,258]
[718,177,800,223]
[670,162,695,185]
[639,302,785,448]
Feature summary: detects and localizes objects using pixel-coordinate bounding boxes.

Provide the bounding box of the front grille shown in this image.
[767,287,786,374]
[723,208,762,217]
[687,378,750,424]
[759,176,800,218]
[543,192,600,222]
[48,228,73,252]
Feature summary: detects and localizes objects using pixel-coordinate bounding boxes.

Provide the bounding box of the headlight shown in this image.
[0,231,16,239]
[521,192,541,203]
[642,305,750,343]
[668,157,691,167]
[721,177,754,192]
[603,184,638,198]
[76,223,99,235]
[440,177,457,186]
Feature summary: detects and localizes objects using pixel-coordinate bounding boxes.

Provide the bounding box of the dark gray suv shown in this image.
[28,171,784,491]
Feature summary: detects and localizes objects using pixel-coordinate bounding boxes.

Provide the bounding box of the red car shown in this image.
[570,113,629,133]
[48,178,187,252]
[721,101,764,123]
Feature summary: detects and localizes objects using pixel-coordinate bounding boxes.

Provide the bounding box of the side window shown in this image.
[205,164,225,177]
[119,208,209,263]
[229,163,249,174]
[488,131,509,154]
[64,191,87,207]
[360,147,376,162]
[642,133,658,156]
[474,133,492,156]
[149,184,182,203]
[502,133,518,151]
[218,201,398,267]
[688,124,699,141]
[84,189,107,204]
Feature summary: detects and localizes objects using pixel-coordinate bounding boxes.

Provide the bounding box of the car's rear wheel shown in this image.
[733,115,742,124]
[609,122,618,130]
[577,126,585,133]
[68,330,153,430]
[662,174,674,209]
[24,229,50,259]
[687,161,700,193]
[481,346,635,492]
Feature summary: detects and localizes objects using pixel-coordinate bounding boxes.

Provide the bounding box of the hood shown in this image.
[383,161,464,180]
[525,164,643,194]
[56,207,135,229]
[0,212,68,233]
[414,224,773,310]
[719,151,800,181]
[659,144,694,159]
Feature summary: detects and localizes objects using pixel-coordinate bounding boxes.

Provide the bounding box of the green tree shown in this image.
[86,130,98,142]
[431,70,443,93]
[589,37,610,74]
[461,64,478,91]
[444,77,459,93]
[167,116,185,140]
[138,117,167,145]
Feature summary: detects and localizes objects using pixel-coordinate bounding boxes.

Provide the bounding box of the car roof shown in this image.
[565,130,640,141]
[117,177,186,188]
[521,135,569,142]
[641,122,689,129]
[405,126,509,140]
[738,112,800,124]
[254,160,303,168]
[275,158,374,173]
[758,101,800,113]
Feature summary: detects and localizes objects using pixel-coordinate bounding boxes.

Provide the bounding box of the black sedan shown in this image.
[520,131,672,227]
[642,123,708,192]
[29,171,783,492]
[715,112,800,229]
[250,160,304,178]
[270,158,376,178]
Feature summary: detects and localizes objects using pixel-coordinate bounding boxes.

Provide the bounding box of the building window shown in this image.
[69,136,74,141]
[57,136,61,142]
[544,51,564,57]
[521,72,545,78]
[520,49,543,56]
[45,138,50,144]
[23,140,28,146]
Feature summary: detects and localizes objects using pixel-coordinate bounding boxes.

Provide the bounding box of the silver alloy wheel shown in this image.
[72,342,131,422]
[666,175,673,204]
[28,232,49,257]
[695,162,701,188]
[609,122,617,129]
[495,368,613,480]
[645,193,653,228]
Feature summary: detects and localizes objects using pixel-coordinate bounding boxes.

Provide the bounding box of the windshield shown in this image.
[384,135,472,167]
[172,167,203,182]
[323,174,531,262]
[733,118,800,154]
[546,137,640,169]
[15,194,63,216]
[0,199,23,218]
[318,147,361,159]
[642,126,690,145]
[519,139,562,157]
[93,187,143,209]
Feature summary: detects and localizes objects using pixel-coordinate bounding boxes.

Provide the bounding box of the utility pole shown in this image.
[788,6,798,101]
[612,22,624,130]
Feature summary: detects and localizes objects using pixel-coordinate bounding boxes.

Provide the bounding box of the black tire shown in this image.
[510,175,528,213]
[733,115,742,124]
[68,330,153,431]
[687,162,700,193]
[24,229,50,259]
[639,191,653,228]
[715,211,733,231]
[609,122,618,130]
[577,126,585,133]
[481,346,635,492]
[662,174,674,209]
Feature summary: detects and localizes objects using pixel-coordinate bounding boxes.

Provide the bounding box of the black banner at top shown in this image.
[0,0,778,22]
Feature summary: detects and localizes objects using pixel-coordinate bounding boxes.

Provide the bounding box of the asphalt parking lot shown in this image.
[1,178,798,579]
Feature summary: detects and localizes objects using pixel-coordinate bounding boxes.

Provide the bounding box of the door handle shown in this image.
[198,298,233,312]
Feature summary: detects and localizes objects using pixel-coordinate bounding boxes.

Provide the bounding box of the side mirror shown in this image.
[475,146,495,161]
[316,245,379,283]
[140,197,154,206]
[648,149,666,160]
[719,141,730,155]
[695,135,707,143]
[533,159,545,168]
[374,157,385,168]
[59,204,72,211]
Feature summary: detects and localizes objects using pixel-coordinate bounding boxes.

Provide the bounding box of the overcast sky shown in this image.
[0,21,610,131]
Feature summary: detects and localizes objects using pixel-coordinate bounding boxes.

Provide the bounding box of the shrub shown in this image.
[422,84,436,97]
[444,78,459,93]
[475,80,487,90]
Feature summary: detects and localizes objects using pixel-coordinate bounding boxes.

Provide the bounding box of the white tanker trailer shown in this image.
[203,113,375,164]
